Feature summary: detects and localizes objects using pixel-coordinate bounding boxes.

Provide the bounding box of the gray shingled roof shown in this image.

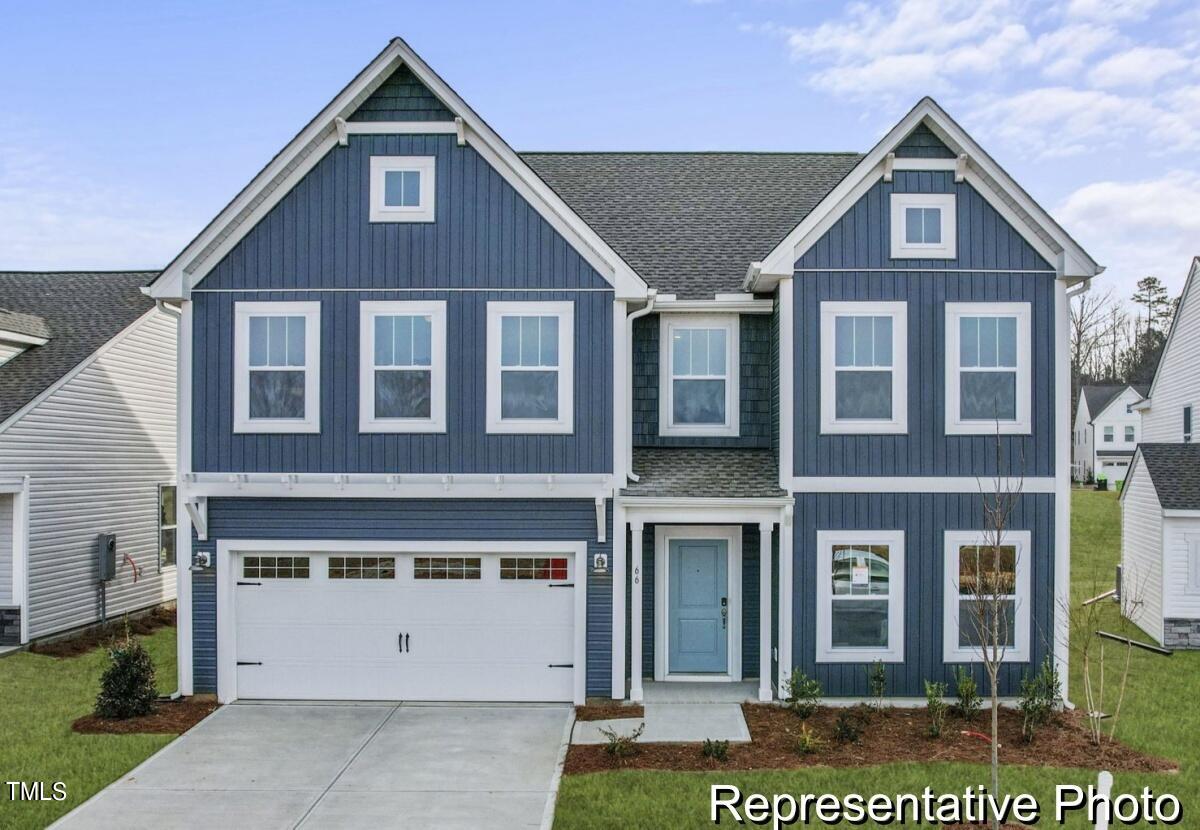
[1082,384,1148,419]
[622,447,786,499]
[1138,444,1200,511]
[0,308,51,341]
[0,271,158,425]
[521,152,863,298]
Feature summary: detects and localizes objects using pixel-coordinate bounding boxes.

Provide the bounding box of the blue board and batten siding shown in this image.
[191,498,613,696]
[191,132,614,473]
[632,314,772,448]
[792,493,1055,696]
[793,172,1057,478]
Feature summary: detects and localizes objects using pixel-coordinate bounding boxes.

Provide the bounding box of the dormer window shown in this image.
[890,193,956,259]
[659,314,740,437]
[369,156,436,222]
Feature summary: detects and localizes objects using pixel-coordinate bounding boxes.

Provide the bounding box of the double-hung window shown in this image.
[943,530,1031,663]
[890,193,956,259]
[944,302,1031,435]
[158,484,176,570]
[369,156,436,222]
[486,301,574,433]
[820,301,907,434]
[1124,425,1135,443]
[1104,426,1114,443]
[234,302,321,433]
[659,314,739,437]
[359,301,446,432]
[816,530,905,662]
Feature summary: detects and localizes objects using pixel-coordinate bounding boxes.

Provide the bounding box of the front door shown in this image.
[667,538,728,674]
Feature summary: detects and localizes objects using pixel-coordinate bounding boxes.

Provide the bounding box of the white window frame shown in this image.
[233,301,321,433]
[369,156,436,223]
[485,301,574,434]
[890,193,956,259]
[1104,426,1114,443]
[658,313,740,438]
[158,483,176,572]
[820,301,908,434]
[1124,425,1135,443]
[816,529,906,663]
[358,300,447,433]
[943,529,1031,664]
[944,302,1031,435]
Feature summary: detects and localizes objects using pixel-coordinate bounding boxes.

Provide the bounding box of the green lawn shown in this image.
[556,490,1200,828]
[0,625,178,830]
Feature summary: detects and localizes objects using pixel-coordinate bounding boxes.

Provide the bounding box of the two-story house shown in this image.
[1121,256,1200,648]
[148,39,1100,704]
[1072,384,1147,484]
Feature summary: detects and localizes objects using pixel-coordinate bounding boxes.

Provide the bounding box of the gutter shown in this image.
[155,300,182,319]
[624,290,657,482]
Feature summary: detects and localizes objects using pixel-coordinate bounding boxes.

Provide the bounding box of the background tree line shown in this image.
[1070,275,1178,406]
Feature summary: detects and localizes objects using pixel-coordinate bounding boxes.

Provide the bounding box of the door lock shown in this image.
[720,597,728,630]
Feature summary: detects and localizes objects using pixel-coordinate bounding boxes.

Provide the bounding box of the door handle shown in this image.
[405,633,410,653]
[720,597,728,630]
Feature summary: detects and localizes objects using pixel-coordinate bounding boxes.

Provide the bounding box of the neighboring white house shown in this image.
[1121,256,1200,649]
[0,271,177,645]
[1073,384,1147,484]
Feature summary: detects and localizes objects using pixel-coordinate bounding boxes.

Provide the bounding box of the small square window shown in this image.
[890,193,956,259]
[370,156,436,222]
[904,207,942,245]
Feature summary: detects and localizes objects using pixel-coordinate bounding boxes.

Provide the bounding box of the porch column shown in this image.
[629,520,645,702]
[758,521,774,702]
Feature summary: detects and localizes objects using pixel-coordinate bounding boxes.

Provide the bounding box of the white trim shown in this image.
[612,502,628,700]
[654,298,774,314]
[892,157,958,171]
[233,301,321,433]
[193,287,615,294]
[216,538,589,705]
[790,476,1055,494]
[944,302,1032,435]
[791,268,1057,275]
[659,313,740,438]
[157,483,178,572]
[890,193,956,260]
[619,498,791,528]
[11,476,30,644]
[184,471,611,500]
[1053,279,1071,698]
[368,155,436,223]
[147,39,648,300]
[778,280,794,486]
[177,301,194,695]
[612,300,628,485]
[777,506,793,696]
[358,300,447,432]
[485,301,574,434]
[815,529,905,663]
[0,330,48,347]
[819,301,908,434]
[629,519,644,702]
[653,525,742,682]
[942,529,1032,664]
[344,120,458,135]
[750,99,1101,285]
[1164,510,1200,519]
[757,521,774,701]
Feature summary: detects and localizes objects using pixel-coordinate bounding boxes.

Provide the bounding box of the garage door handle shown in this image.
[548,663,573,668]
[237,581,261,586]
[237,661,262,666]
[548,583,573,588]
[405,633,410,653]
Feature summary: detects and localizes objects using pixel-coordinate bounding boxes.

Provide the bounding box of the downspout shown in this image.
[155,299,182,318]
[625,290,657,482]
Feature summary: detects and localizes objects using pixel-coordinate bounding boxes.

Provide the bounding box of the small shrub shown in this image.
[794,723,825,756]
[925,680,949,738]
[784,668,822,719]
[598,722,645,763]
[953,666,981,721]
[833,709,865,744]
[94,624,157,720]
[1019,656,1062,743]
[867,660,887,711]
[701,738,730,762]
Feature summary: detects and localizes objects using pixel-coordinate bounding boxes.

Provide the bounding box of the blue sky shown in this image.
[1,0,1197,299]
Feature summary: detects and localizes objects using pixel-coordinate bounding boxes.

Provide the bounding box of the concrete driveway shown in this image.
[53,702,573,830]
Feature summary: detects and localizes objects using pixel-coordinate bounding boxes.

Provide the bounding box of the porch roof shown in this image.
[622,447,785,499]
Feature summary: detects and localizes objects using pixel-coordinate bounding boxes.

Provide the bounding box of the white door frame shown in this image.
[653,525,742,682]
[216,538,588,705]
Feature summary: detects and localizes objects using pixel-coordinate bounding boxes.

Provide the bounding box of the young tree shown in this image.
[1131,276,1170,333]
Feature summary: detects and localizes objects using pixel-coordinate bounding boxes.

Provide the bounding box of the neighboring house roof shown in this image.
[0,308,51,341]
[621,447,786,499]
[1081,384,1147,422]
[521,152,862,299]
[1135,444,1200,511]
[0,271,158,426]
[1096,450,1135,458]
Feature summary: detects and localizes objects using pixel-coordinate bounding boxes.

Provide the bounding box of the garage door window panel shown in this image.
[329,556,396,580]
[500,557,569,580]
[414,557,482,580]
[243,556,310,579]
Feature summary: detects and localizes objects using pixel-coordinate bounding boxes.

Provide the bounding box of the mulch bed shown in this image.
[31,606,176,658]
[563,703,1178,775]
[72,698,218,735]
[576,702,645,721]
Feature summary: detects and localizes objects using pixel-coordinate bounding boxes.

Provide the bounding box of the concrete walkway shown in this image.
[572,702,750,744]
[52,702,573,830]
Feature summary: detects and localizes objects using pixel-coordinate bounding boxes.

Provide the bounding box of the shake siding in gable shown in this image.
[793,172,1057,478]
[191,132,614,474]
[189,498,613,695]
[347,64,454,122]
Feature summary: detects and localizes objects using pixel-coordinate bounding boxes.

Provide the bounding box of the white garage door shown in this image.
[232,549,577,702]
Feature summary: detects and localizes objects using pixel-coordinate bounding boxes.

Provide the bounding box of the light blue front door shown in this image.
[668,539,728,674]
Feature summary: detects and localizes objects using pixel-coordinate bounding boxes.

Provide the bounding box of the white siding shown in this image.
[1092,387,1143,484]
[1072,397,1092,479]
[0,310,177,638]
[1120,455,1164,642]
[1163,518,1200,620]
[0,494,12,604]
[1142,261,1200,442]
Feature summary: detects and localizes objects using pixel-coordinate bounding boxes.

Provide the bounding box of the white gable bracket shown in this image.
[185,497,208,541]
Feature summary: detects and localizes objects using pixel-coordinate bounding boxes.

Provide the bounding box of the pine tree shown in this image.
[1131,276,1170,332]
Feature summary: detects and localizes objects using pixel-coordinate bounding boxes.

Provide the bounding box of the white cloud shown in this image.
[1056,171,1200,297]
[0,139,198,271]
[1031,23,1118,79]
[1088,46,1193,88]
[1065,0,1159,22]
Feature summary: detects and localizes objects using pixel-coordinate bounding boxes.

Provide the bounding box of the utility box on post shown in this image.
[97,533,117,582]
